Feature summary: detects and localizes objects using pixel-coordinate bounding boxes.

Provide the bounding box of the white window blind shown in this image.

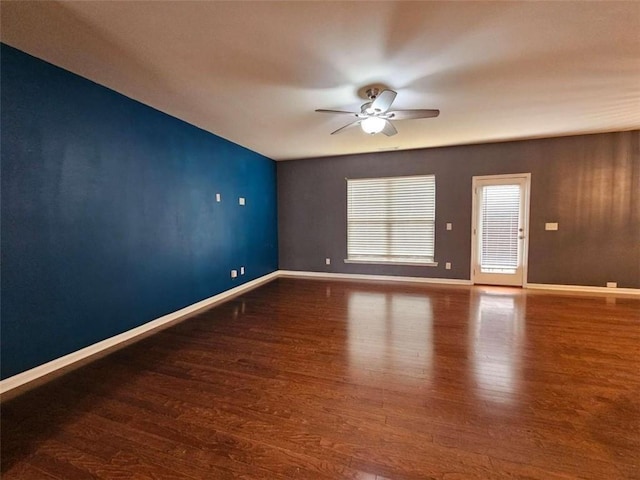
[347,175,436,264]
[480,184,521,273]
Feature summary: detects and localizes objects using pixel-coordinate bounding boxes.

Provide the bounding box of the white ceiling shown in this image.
[2,1,639,161]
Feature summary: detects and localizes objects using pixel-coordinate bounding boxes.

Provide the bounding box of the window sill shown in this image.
[344,259,438,267]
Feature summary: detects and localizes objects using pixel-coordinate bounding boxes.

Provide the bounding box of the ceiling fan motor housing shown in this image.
[361,102,374,115]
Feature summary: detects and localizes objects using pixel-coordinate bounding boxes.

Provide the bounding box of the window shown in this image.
[480,184,521,274]
[347,175,436,265]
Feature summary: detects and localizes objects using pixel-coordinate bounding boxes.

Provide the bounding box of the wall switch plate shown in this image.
[606,282,617,288]
[215,193,221,202]
[545,222,559,231]
[446,223,452,231]
[240,266,245,275]
[325,258,331,265]
[239,197,245,206]
[445,262,451,270]
[231,270,238,278]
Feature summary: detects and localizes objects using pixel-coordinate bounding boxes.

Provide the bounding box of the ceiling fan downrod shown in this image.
[365,88,380,101]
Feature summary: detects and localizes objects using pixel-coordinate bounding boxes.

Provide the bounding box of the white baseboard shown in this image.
[278,270,473,286]
[0,271,279,395]
[280,271,640,295]
[4,271,637,395]
[526,283,640,296]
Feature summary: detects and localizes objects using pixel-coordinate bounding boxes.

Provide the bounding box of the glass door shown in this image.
[472,175,530,286]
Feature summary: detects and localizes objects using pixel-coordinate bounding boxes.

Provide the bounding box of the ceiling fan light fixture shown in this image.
[316,87,439,137]
[361,116,385,134]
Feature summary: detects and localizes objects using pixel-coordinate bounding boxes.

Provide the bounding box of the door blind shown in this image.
[347,175,436,263]
[480,184,521,273]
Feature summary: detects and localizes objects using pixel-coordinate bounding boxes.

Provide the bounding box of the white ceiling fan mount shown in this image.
[316,86,440,136]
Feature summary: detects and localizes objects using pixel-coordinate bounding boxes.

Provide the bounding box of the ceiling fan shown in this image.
[315,87,440,136]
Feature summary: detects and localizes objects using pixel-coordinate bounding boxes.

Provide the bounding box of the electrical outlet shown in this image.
[215,193,221,202]
[325,258,331,265]
[606,282,617,288]
[240,266,245,275]
[545,222,559,231]
[231,270,238,278]
[239,197,245,206]
[446,223,452,231]
[445,262,451,270]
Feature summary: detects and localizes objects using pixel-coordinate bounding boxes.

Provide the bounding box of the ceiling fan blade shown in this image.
[331,120,361,135]
[387,109,440,120]
[371,89,397,113]
[382,120,397,137]
[315,109,358,115]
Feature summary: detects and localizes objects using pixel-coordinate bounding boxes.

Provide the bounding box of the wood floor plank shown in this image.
[2,278,639,479]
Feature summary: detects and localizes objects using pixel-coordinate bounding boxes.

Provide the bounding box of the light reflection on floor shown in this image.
[347,291,433,384]
[470,290,525,406]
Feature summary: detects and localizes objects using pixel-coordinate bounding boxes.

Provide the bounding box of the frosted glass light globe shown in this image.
[361,116,385,134]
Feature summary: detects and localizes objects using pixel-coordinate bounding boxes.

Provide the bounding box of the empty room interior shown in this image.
[1,1,639,479]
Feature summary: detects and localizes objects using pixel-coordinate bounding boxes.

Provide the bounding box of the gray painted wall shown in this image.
[278,131,640,288]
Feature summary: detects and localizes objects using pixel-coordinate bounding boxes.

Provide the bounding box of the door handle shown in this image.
[519,235,525,239]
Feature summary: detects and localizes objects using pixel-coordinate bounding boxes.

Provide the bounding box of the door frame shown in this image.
[470,173,531,287]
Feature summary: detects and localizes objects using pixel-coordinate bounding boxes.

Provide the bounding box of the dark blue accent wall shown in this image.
[1,44,278,379]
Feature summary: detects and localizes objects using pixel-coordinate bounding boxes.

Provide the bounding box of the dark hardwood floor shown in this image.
[2,278,639,479]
